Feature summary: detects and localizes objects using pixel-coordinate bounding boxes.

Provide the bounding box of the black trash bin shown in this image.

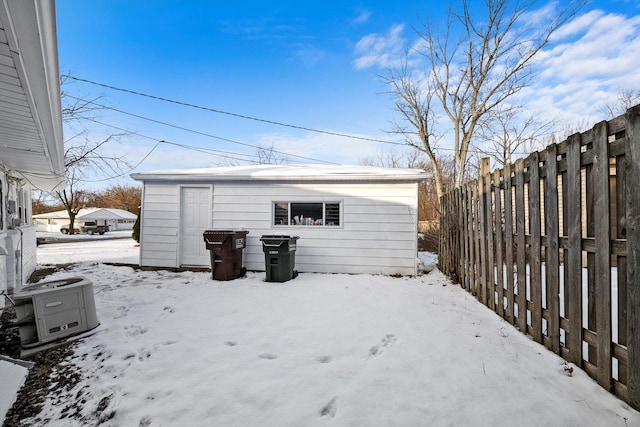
[260,235,299,282]
[203,230,249,280]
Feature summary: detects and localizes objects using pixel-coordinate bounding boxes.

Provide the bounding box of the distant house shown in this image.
[131,165,429,276]
[0,0,65,294]
[33,208,138,232]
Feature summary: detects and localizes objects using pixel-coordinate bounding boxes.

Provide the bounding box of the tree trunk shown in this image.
[67,210,77,235]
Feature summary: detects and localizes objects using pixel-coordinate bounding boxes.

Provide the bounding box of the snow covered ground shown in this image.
[7,238,640,426]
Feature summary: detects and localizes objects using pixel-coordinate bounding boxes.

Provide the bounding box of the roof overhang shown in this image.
[0,0,64,190]
[131,164,431,185]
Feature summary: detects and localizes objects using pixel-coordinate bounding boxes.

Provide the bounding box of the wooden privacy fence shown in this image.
[439,105,640,410]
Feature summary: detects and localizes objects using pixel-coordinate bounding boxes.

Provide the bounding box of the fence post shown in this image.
[626,105,640,409]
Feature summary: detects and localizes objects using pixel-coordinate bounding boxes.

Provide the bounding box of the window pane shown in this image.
[325,203,340,226]
[291,203,323,225]
[274,202,289,225]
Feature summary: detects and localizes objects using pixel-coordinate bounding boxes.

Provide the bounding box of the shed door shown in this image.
[180,187,211,266]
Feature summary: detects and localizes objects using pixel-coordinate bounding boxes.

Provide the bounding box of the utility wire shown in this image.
[87,118,264,164]
[66,75,537,157]
[74,119,282,183]
[66,94,339,165]
[65,74,406,147]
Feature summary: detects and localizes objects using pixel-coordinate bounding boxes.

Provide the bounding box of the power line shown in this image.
[87,118,265,164]
[74,118,303,183]
[65,74,406,147]
[65,75,537,157]
[65,94,339,165]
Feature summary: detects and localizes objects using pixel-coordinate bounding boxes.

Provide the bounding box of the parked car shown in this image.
[60,221,108,235]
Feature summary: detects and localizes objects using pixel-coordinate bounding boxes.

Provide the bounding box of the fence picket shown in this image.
[616,140,628,384]
[529,152,543,343]
[474,184,482,299]
[485,172,496,310]
[545,144,561,353]
[626,105,640,408]
[479,171,488,304]
[494,170,504,317]
[565,133,583,366]
[503,163,515,324]
[593,121,613,390]
[515,159,527,333]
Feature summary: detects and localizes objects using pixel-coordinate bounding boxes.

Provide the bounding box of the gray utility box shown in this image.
[13,277,99,349]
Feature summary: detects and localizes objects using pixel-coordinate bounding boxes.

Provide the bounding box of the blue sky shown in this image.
[55,0,640,189]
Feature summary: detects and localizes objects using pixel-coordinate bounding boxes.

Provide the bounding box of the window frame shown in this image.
[272,201,342,228]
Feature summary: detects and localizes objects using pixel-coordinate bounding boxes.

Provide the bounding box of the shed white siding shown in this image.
[138,178,421,275]
[139,184,180,267]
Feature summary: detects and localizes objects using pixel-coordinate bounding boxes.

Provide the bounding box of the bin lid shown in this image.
[260,235,299,241]
[203,229,249,235]
[203,230,235,235]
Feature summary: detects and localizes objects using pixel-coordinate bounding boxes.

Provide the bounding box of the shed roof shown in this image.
[33,208,137,220]
[131,164,430,183]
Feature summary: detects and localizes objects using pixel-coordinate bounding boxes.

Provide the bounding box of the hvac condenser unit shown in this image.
[13,277,99,349]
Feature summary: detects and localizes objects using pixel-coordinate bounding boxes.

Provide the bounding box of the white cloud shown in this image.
[352,9,372,25]
[353,24,407,70]
[292,45,326,66]
[522,9,640,129]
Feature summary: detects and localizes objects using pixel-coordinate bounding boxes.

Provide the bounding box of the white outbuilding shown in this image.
[131,165,429,276]
[33,207,138,232]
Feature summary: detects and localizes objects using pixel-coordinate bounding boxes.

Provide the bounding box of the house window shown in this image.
[273,202,341,226]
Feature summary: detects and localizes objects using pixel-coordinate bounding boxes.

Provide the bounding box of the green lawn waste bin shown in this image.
[260,235,299,282]
[203,230,249,280]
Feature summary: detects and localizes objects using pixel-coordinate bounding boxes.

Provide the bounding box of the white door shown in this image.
[180,187,211,266]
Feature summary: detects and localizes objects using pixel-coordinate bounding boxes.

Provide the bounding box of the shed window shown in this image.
[273,202,340,226]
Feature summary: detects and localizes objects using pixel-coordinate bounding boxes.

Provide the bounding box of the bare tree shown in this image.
[599,89,640,119]
[89,184,142,213]
[55,75,132,233]
[383,63,448,202]
[360,148,454,221]
[256,143,289,165]
[388,0,585,190]
[476,106,555,167]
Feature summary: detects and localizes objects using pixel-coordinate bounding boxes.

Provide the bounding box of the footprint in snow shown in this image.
[316,355,332,364]
[258,353,278,360]
[225,341,238,347]
[125,325,148,337]
[320,396,337,418]
[368,334,397,358]
[114,305,129,319]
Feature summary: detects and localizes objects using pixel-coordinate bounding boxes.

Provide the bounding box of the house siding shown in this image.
[139,180,419,275]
